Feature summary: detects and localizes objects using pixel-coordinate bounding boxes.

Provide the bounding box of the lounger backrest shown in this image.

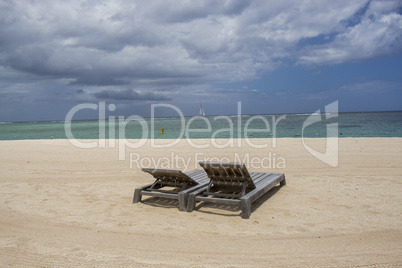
[199,162,256,189]
[142,168,198,187]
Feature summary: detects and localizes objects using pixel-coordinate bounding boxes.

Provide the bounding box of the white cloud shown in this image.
[298,1,402,65]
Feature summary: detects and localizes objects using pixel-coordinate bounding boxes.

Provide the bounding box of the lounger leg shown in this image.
[186,194,196,212]
[133,188,142,204]
[178,192,187,211]
[240,198,251,219]
[280,175,286,186]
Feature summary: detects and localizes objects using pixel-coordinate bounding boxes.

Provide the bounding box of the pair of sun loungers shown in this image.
[133,162,286,219]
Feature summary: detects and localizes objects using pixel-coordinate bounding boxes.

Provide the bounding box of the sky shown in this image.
[0,0,401,121]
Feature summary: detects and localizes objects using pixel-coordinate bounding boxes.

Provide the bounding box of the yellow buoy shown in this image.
[160,128,164,134]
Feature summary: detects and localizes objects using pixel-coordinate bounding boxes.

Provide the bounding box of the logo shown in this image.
[64,101,339,169]
[302,101,338,167]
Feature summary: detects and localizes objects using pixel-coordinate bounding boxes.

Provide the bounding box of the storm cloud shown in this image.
[94,88,171,101]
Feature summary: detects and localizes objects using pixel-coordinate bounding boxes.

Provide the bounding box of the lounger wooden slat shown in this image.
[188,170,209,183]
[133,168,209,211]
[186,162,286,219]
[248,172,267,184]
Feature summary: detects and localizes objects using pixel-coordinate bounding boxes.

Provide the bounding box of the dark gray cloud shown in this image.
[94,88,171,101]
[70,76,128,86]
[2,0,400,85]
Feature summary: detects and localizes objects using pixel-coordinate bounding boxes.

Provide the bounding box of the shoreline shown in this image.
[1,135,402,141]
[0,138,401,266]
[1,109,401,123]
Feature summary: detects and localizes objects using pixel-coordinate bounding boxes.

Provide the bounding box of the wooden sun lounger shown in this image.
[186,162,286,219]
[133,168,209,211]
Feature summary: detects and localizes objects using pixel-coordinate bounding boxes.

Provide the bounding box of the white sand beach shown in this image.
[0,138,401,267]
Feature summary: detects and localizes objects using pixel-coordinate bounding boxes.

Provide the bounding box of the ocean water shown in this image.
[0,111,401,140]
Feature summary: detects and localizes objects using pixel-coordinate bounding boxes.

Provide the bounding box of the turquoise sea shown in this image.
[0,111,401,140]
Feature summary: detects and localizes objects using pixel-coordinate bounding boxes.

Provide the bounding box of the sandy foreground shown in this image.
[0,138,401,267]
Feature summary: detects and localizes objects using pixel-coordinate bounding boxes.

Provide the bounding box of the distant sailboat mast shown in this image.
[199,104,206,117]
